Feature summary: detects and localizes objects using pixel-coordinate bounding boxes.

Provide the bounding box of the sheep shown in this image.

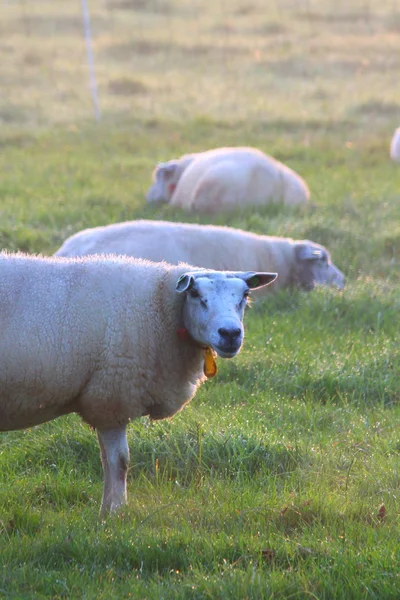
[146,153,198,204]
[55,220,345,292]
[145,147,310,212]
[390,128,400,162]
[0,251,276,515]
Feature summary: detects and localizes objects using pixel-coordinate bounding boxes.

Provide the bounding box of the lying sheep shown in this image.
[390,128,400,162]
[0,251,276,515]
[146,147,310,212]
[55,220,345,292]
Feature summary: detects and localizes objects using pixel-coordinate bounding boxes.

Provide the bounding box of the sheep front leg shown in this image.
[97,425,129,517]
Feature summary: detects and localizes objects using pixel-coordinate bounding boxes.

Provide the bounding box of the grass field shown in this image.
[1,0,400,598]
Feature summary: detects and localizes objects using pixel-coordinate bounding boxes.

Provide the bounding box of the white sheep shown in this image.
[390,128,400,162]
[55,220,345,292]
[146,147,310,212]
[0,251,276,515]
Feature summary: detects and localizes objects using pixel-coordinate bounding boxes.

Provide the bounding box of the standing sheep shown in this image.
[146,147,310,212]
[55,220,345,292]
[390,128,400,162]
[0,252,276,515]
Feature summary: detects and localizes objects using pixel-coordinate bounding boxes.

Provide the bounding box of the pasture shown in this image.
[1,0,400,597]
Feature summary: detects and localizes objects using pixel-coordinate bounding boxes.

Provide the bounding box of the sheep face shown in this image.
[176,271,277,358]
[294,242,345,290]
[146,161,180,204]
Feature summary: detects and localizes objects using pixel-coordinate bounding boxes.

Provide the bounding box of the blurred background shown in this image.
[2,0,400,132]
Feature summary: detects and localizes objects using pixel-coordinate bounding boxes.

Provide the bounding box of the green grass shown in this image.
[1,0,400,598]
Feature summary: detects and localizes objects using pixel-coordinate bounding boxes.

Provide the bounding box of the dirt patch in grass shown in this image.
[108,77,148,95]
[234,3,259,16]
[251,22,288,35]
[296,11,372,24]
[9,15,107,37]
[0,105,31,124]
[0,44,15,55]
[106,39,245,61]
[22,52,43,67]
[266,56,399,79]
[106,40,173,59]
[265,58,317,79]
[384,13,400,32]
[183,43,244,57]
[110,0,171,13]
[353,101,400,118]
[0,133,35,149]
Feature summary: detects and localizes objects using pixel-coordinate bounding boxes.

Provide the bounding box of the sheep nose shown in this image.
[332,269,345,289]
[218,327,241,343]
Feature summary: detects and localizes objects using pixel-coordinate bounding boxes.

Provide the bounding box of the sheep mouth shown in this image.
[332,278,345,290]
[213,345,241,359]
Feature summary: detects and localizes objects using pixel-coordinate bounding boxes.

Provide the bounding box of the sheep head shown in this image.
[146,161,180,204]
[293,241,345,290]
[146,155,196,204]
[176,271,277,358]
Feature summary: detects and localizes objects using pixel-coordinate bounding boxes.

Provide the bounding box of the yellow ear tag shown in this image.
[204,347,217,378]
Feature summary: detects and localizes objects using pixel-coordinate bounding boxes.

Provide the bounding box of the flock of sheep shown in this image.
[3,131,397,516]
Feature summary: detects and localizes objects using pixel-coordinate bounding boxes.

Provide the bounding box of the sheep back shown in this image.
[169,147,308,212]
[55,221,294,293]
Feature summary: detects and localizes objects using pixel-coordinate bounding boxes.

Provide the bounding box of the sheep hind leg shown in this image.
[97,425,129,517]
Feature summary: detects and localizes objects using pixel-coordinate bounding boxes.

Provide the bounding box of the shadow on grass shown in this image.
[11,15,107,36]
[130,194,310,234]
[5,421,304,488]
[111,0,170,13]
[352,101,400,118]
[1,500,387,582]
[129,427,303,484]
[219,287,400,406]
[296,10,374,23]
[0,132,35,149]
[105,39,245,60]
[108,78,149,96]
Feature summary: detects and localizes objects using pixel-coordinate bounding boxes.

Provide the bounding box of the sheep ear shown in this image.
[240,272,278,289]
[295,242,323,261]
[176,274,195,293]
[157,161,179,181]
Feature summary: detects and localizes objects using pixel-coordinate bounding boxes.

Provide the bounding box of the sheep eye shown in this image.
[189,289,199,299]
[316,254,327,265]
